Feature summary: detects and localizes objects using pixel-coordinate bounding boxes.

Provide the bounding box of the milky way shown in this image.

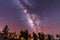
[16,0,42,33]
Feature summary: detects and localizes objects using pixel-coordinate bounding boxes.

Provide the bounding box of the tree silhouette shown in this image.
[56,34,59,38]
[2,25,9,35]
[38,33,41,40]
[56,34,60,40]
[33,32,37,40]
[24,29,29,40]
[20,31,24,37]
[47,34,51,40]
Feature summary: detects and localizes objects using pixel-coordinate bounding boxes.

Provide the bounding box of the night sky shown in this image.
[0,0,60,35]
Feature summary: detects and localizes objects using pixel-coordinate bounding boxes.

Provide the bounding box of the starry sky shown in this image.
[0,0,60,35]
